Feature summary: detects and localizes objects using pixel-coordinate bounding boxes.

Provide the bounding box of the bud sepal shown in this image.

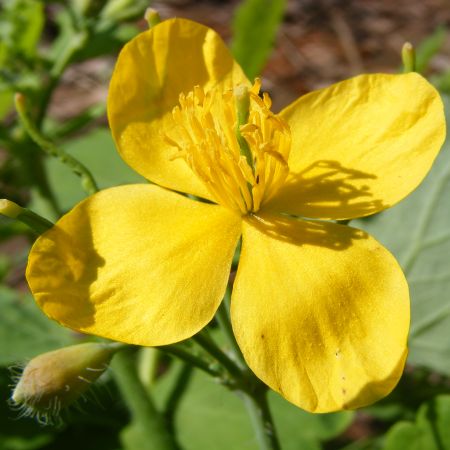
[11,342,123,424]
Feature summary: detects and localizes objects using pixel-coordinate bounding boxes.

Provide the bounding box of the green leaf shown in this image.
[415,26,447,74]
[0,0,44,61]
[432,69,450,94]
[120,422,155,450]
[0,435,53,450]
[31,128,145,215]
[384,395,450,450]
[231,0,286,80]
[75,23,140,61]
[270,392,354,450]
[100,0,149,23]
[353,94,450,376]
[171,369,353,450]
[0,89,13,120]
[0,286,76,366]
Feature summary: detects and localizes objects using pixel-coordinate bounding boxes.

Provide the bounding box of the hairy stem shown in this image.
[158,344,222,379]
[193,330,243,379]
[15,94,99,196]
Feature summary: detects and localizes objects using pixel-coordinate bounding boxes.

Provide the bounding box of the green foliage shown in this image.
[0,0,44,61]
[49,6,141,63]
[415,26,447,74]
[153,365,353,450]
[231,0,286,80]
[1,0,450,447]
[31,128,145,216]
[384,395,450,450]
[354,95,450,377]
[100,0,150,23]
[0,0,44,119]
[0,286,76,365]
[0,89,13,119]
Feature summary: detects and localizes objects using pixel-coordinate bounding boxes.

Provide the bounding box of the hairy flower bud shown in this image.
[11,342,122,423]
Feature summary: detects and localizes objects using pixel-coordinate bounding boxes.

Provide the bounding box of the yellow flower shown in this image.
[27,18,445,413]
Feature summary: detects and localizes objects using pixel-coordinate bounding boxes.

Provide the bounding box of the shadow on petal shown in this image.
[246,212,368,250]
[28,209,105,331]
[265,160,388,219]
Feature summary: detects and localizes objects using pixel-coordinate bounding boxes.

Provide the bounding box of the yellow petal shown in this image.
[27,185,241,346]
[265,73,445,219]
[231,214,409,413]
[108,18,249,199]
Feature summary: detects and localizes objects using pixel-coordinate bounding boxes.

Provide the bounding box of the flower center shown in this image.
[165,80,291,214]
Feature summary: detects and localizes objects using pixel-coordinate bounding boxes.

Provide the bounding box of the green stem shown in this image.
[137,347,160,390]
[164,363,193,435]
[111,350,179,450]
[240,388,281,450]
[158,344,222,378]
[14,208,54,235]
[8,139,62,218]
[15,94,99,196]
[216,290,246,368]
[193,331,243,379]
[51,103,106,139]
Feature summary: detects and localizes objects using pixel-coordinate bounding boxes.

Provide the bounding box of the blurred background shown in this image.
[46,0,450,115]
[1,1,450,449]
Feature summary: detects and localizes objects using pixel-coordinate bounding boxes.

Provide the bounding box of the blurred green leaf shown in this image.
[0,0,44,116]
[0,0,44,61]
[231,0,286,80]
[0,286,76,366]
[384,395,450,450]
[0,435,53,450]
[339,438,383,450]
[47,8,76,62]
[432,69,450,94]
[75,23,140,60]
[0,254,11,282]
[415,26,447,74]
[31,128,145,216]
[0,88,13,119]
[354,95,450,375]
[120,422,155,450]
[100,0,149,23]
[172,369,353,450]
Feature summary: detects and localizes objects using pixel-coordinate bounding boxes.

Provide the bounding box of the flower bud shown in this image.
[402,42,416,73]
[0,199,22,219]
[11,343,122,423]
[0,198,53,234]
[144,8,161,29]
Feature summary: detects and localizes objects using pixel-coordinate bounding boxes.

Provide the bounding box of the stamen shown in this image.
[165,81,291,214]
